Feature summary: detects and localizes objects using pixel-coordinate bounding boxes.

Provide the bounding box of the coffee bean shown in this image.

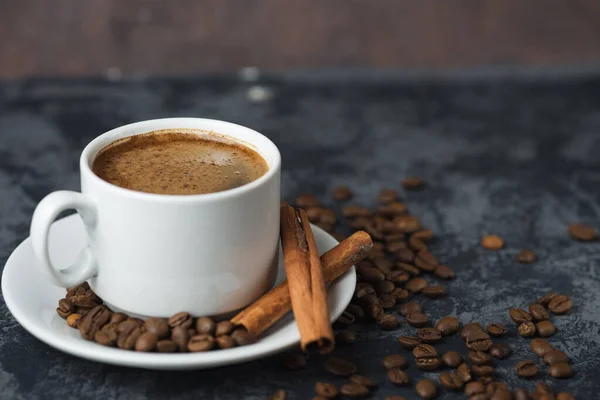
[390,288,410,302]
[78,305,112,341]
[515,249,537,264]
[296,194,319,209]
[377,314,400,330]
[421,285,446,299]
[481,235,504,250]
[358,294,383,320]
[414,257,436,273]
[461,322,485,340]
[378,188,398,204]
[509,308,533,324]
[188,334,215,352]
[332,186,352,201]
[66,282,90,298]
[433,264,455,280]
[93,329,116,346]
[315,382,338,398]
[387,368,410,385]
[468,351,492,365]
[557,393,575,400]
[117,322,143,350]
[109,312,127,324]
[168,312,193,329]
[343,205,372,218]
[489,343,512,359]
[536,320,557,337]
[324,357,357,377]
[537,291,558,307]
[442,351,462,368]
[269,389,286,400]
[440,371,463,390]
[398,301,421,316]
[518,320,536,337]
[66,313,81,328]
[417,328,442,343]
[215,335,235,349]
[373,280,395,294]
[530,338,554,357]
[171,325,190,352]
[529,304,550,321]
[416,378,437,399]
[213,320,234,337]
[70,292,101,308]
[56,298,75,319]
[350,374,377,389]
[548,294,573,315]
[412,230,434,243]
[382,354,409,370]
[394,215,421,233]
[406,277,428,293]
[568,223,597,241]
[143,318,169,339]
[135,332,158,352]
[395,248,416,263]
[336,310,356,325]
[335,330,356,346]
[340,383,369,398]
[230,328,257,346]
[156,340,178,353]
[543,350,569,365]
[435,316,460,336]
[279,352,306,370]
[413,344,442,371]
[465,330,493,352]
[465,381,486,397]
[487,382,511,399]
[345,304,365,319]
[372,256,394,272]
[387,241,408,254]
[535,382,554,396]
[397,262,421,276]
[406,312,429,327]
[514,388,532,400]
[412,343,438,358]
[194,317,216,336]
[397,336,421,350]
[485,323,507,337]
[357,265,385,282]
[472,364,494,377]
[401,177,424,190]
[380,203,408,219]
[549,362,573,378]
[515,360,539,378]
[457,362,472,383]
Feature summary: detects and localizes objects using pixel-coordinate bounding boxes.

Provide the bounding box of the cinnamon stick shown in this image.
[231,229,372,338]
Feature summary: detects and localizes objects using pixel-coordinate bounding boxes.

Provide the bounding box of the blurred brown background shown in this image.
[2,0,600,79]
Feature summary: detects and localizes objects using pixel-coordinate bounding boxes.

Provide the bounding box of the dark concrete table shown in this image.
[1,71,599,399]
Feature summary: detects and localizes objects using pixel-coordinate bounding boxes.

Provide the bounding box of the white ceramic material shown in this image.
[2,215,356,370]
[29,118,281,317]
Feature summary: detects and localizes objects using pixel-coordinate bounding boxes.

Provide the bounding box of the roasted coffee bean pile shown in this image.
[56,282,256,352]
[275,182,587,399]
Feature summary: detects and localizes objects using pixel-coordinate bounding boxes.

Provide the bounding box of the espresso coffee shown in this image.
[92,130,268,195]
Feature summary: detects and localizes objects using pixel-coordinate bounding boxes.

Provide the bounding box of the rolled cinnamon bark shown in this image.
[231,230,372,337]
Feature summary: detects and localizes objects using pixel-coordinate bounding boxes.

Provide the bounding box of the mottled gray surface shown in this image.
[1,72,600,399]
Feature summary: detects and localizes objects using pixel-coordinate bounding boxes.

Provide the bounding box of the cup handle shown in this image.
[30,190,98,288]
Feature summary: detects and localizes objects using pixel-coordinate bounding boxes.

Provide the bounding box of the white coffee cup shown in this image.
[30,118,281,318]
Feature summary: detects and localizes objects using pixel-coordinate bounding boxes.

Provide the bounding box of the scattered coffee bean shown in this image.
[215,335,236,349]
[457,362,472,383]
[401,177,424,190]
[387,368,410,385]
[461,322,485,340]
[340,383,369,398]
[509,308,533,324]
[335,330,356,345]
[280,353,307,370]
[379,293,396,309]
[465,381,485,397]
[359,294,383,320]
[468,351,492,365]
[315,382,338,398]
[417,328,442,343]
[398,301,421,316]
[548,294,573,315]
[397,336,421,350]
[387,241,408,253]
[537,291,558,307]
[486,323,507,337]
[489,343,512,359]
[415,378,437,399]
[535,382,554,396]
[557,393,575,400]
[387,271,410,286]
[168,312,193,329]
[397,262,421,276]
[378,188,399,204]
[543,350,570,365]
[395,215,421,233]
[529,304,550,321]
[345,304,365,319]
[395,248,416,263]
[66,313,81,328]
[171,325,190,352]
[296,194,319,209]
[421,285,446,299]
[354,283,375,299]
[156,340,178,353]
[442,351,462,368]
[465,330,493,352]
[536,320,557,337]
[516,249,537,264]
[568,223,597,241]
[382,354,409,370]
[530,338,554,357]
[374,280,396,295]
[518,320,536,337]
[411,229,434,243]
[336,310,356,325]
[514,388,532,400]
[481,235,504,250]
[413,344,442,371]
[440,371,463,390]
[332,186,352,201]
[269,389,286,400]
[433,264,455,280]
[188,334,215,352]
[342,205,372,218]
[135,332,158,352]
[372,256,393,272]
[436,316,460,336]
[324,357,357,377]
[406,277,428,293]
[358,265,386,282]
[78,305,112,341]
[406,312,429,328]
[472,364,494,376]
[377,313,400,330]
[350,374,377,389]
[548,362,573,378]
[143,318,170,339]
[390,288,410,302]
[230,328,257,346]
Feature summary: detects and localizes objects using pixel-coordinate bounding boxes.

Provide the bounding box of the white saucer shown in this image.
[1,214,356,370]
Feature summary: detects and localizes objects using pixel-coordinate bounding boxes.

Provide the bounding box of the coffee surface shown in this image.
[92,131,268,195]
